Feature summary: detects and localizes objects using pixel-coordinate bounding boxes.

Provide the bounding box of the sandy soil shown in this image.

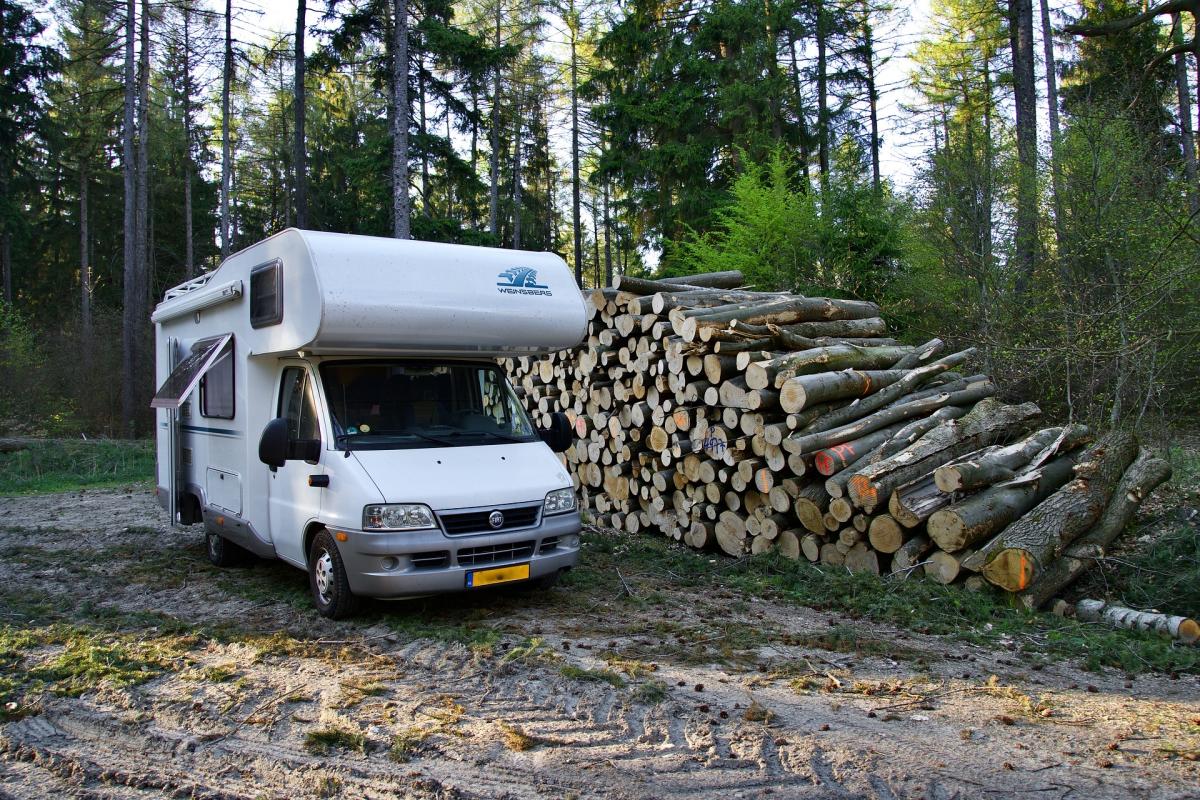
[1,488,1198,800]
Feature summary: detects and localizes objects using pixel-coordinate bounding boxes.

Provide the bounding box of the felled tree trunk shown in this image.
[745,345,913,389]
[846,399,1042,509]
[680,297,881,341]
[783,378,996,456]
[1074,599,1198,644]
[934,424,1091,492]
[888,475,949,528]
[930,454,1080,554]
[976,431,1138,593]
[779,369,906,413]
[798,348,975,433]
[1018,450,1172,610]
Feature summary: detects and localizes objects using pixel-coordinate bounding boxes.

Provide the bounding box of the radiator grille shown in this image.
[439,505,540,535]
[457,540,535,567]
[410,551,450,570]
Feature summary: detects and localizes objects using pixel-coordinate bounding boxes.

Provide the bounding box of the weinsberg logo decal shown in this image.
[496,267,552,296]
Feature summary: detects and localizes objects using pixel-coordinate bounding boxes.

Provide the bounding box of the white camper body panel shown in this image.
[152,230,585,601]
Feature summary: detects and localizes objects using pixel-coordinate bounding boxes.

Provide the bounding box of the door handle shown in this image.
[308,475,330,488]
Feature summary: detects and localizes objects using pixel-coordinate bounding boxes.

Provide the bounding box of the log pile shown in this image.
[504,272,1172,608]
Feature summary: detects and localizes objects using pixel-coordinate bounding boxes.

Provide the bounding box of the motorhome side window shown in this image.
[200,340,234,419]
[279,367,320,442]
[250,261,283,328]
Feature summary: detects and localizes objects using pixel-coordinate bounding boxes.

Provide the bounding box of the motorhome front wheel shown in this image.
[308,530,360,619]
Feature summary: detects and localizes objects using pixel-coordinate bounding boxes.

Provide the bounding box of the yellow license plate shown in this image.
[466,563,530,588]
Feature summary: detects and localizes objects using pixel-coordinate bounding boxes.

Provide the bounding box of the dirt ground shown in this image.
[1,488,1198,800]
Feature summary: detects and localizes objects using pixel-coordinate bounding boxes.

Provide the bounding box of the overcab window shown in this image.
[250,260,283,328]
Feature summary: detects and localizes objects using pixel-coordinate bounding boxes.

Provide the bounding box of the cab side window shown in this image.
[279,367,320,444]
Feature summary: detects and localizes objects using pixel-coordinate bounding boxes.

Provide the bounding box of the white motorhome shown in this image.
[150,229,586,618]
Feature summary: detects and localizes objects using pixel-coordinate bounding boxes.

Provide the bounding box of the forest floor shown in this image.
[1,484,1198,799]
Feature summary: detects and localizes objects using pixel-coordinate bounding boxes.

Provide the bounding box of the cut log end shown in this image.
[982,549,1035,592]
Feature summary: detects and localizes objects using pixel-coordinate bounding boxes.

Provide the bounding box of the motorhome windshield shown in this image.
[319,361,539,450]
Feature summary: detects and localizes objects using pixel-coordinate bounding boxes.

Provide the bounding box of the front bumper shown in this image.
[337,510,582,597]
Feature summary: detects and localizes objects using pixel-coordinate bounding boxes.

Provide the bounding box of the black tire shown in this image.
[206,530,247,567]
[308,530,360,619]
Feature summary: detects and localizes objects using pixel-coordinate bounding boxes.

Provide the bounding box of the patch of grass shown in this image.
[200,663,238,683]
[600,652,658,678]
[337,678,388,707]
[28,632,190,697]
[743,699,775,723]
[304,725,367,755]
[497,721,537,751]
[0,439,153,494]
[559,664,626,687]
[569,529,1200,675]
[499,637,557,666]
[631,679,668,704]
[389,727,431,762]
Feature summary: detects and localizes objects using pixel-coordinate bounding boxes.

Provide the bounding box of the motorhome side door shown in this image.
[268,365,327,566]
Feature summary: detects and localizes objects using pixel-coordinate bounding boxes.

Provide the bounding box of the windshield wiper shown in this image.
[455,430,530,443]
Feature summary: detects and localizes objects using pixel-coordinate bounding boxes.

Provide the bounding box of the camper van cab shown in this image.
[150,230,586,618]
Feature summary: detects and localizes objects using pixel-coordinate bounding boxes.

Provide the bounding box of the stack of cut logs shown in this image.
[505,271,1172,609]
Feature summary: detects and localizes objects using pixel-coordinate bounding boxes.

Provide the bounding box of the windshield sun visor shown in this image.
[150,333,233,410]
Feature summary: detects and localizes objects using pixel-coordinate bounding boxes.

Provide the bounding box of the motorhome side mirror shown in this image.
[258,418,290,468]
[539,412,573,453]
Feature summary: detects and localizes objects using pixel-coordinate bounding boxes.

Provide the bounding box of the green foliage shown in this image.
[673,147,908,300]
[0,438,154,494]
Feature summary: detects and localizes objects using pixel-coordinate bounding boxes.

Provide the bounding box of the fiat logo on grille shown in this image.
[488,510,504,529]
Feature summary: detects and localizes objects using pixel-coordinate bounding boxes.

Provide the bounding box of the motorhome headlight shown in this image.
[362,504,437,531]
[543,487,577,515]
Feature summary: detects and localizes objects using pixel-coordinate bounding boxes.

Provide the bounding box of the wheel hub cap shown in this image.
[315,550,334,602]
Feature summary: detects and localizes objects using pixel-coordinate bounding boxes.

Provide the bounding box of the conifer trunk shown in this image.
[392,0,411,239]
[294,0,308,228]
[220,0,232,257]
[121,0,138,437]
[489,3,500,239]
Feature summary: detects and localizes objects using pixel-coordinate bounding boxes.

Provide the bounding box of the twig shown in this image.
[615,566,636,597]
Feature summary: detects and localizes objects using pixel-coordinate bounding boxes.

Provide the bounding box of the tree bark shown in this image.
[747,345,913,390]
[934,424,1091,493]
[846,399,1042,509]
[603,179,613,286]
[1074,599,1197,644]
[182,1,195,276]
[798,349,975,431]
[569,0,582,285]
[294,0,308,228]
[863,19,881,193]
[80,168,91,361]
[1174,14,1199,212]
[1038,0,1067,248]
[929,453,1078,554]
[392,0,410,239]
[780,368,906,414]
[512,91,522,249]
[815,0,830,192]
[121,0,138,437]
[489,1,500,239]
[812,420,907,476]
[888,474,952,528]
[681,297,881,341]
[1018,450,1173,610]
[221,0,232,257]
[784,378,997,457]
[976,431,1139,592]
[1010,0,1039,290]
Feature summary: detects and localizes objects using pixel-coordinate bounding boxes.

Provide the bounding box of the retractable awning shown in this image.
[150,333,232,410]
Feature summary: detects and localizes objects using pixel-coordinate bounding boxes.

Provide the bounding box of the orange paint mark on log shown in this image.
[848,475,877,506]
[815,452,833,475]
